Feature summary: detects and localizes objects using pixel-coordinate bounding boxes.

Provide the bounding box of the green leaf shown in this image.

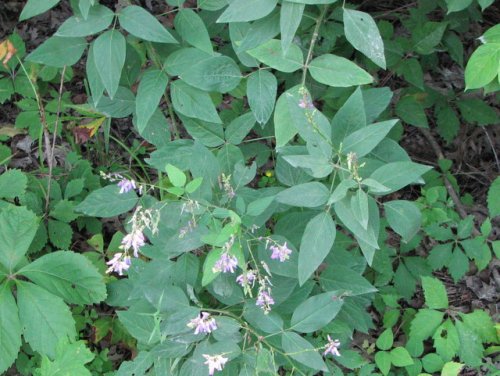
[64,178,84,199]
[275,182,329,208]
[370,162,432,194]
[86,44,105,106]
[75,185,139,217]
[461,310,497,343]
[26,36,87,68]
[181,56,241,93]
[281,332,327,371]
[457,98,498,126]
[19,0,60,21]
[174,8,212,53]
[136,69,169,132]
[247,70,277,125]
[95,87,135,118]
[17,281,76,358]
[225,112,256,145]
[320,264,377,296]
[309,54,373,87]
[445,0,473,13]
[433,320,460,361]
[375,351,391,375]
[166,164,187,188]
[465,44,500,90]
[421,276,448,309]
[409,309,444,341]
[285,0,339,3]
[399,58,424,90]
[343,119,398,158]
[422,353,444,373]
[217,0,278,23]
[384,200,421,242]
[171,80,222,123]
[50,199,78,223]
[0,205,38,271]
[48,219,73,250]
[395,95,428,127]
[487,177,500,217]
[290,291,343,332]
[55,4,114,37]
[78,0,93,19]
[181,113,225,148]
[455,320,483,367]
[298,212,336,285]
[351,189,369,230]
[116,351,153,376]
[376,329,394,351]
[482,24,500,43]
[412,22,447,55]
[37,339,94,376]
[248,39,303,72]
[118,5,177,43]
[0,283,22,374]
[343,9,386,69]
[389,347,413,367]
[448,247,468,282]
[117,309,160,345]
[331,87,366,147]
[18,251,106,305]
[0,169,27,199]
[280,1,304,53]
[165,48,213,77]
[441,362,464,376]
[202,248,223,286]
[93,30,126,99]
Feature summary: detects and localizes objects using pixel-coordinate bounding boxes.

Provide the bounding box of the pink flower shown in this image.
[121,230,146,258]
[298,98,314,109]
[236,270,256,287]
[202,354,228,375]
[269,242,292,262]
[213,252,238,273]
[256,288,275,313]
[105,253,131,275]
[117,178,136,194]
[323,335,341,357]
[187,312,217,335]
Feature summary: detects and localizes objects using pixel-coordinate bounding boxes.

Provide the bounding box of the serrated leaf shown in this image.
[0,205,38,271]
[298,212,336,285]
[0,169,27,199]
[118,5,177,43]
[48,219,73,250]
[281,332,327,371]
[247,70,277,125]
[343,9,386,69]
[448,247,468,282]
[50,200,79,223]
[455,320,483,367]
[171,80,222,123]
[55,4,114,37]
[413,22,447,55]
[421,276,448,309]
[18,251,106,305]
[37,339,94,376]
[17,281,76,358]
[136,69,169,132]
[19,0,61,21]
[487,177,500,217]
[309,54,373,87]
[248,39,303,73]
[409,309,444,342]
[384,200,422,242]
[461,310,497,343]
[75,185,138,217]
[26,36,87,68]
[0,283,22,374]
[93,30,126,99]
[217,0,278,23]
[433,320,460,361]
[174,8,212,53]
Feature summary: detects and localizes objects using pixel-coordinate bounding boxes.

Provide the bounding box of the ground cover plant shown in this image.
[0,0,498,375]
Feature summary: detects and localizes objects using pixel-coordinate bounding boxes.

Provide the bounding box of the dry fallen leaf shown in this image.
[0,39,17,67]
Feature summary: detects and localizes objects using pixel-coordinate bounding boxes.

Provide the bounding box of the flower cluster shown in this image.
[323,336,341,357]
[202,354,228,376]
[187,312,217,335]
[236,269,256,288]
[256,286,275,314]
[105,253,131,275]
[213,252,238,273]
[269,242,292,262]
[100,171,141,195]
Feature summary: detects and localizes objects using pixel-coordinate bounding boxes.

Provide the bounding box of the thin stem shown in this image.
[301,5,329,86]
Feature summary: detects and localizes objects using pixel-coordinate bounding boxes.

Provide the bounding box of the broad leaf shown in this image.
[343,9,386,69]
[19,0,60,21]
[171,80,222,123]
[17,281,76,358]
[136,69,169,132]
[55,4,114,37]
[248,39,303,73]
[309,54,373,87]
[75,184,138,217]
[331,87,366,147]
[280,1,304,53]
[320,264,377,296]
[290,291,343,332]
[247,70,277,125]
[412,22,447,55]
[38,340,95,376]
[276,182,329,208]
[225,112,256,145]
[445,0,473,13]
[455,320,483,367]
[421,276,448,309]
[0,283,22,374]
[18,251,107,305]
[0,169,27,199]
[465,44,500,90]
[384,200,421,242]
[298,212,336,285]
[409,309,444,341]
[26,36,87,68]
[174,8,213,53]
[181,56,241,93]
[390,347,413,367]
[0,205,38,271]
[217,0,278,23]
[343,119,398,158]
[118,5,177,43]
[179,115,225,148]
[281,332,327,371]
[93,30,126,99]
[370,162,432,194]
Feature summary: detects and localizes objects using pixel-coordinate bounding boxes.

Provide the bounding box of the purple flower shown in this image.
[187,312,217,335]
[117,178,136,194]
[202,354,228,375]
[298,98,314,109]
[269,242,292,262]
[236,270,256,287]
[105,253,131,275]
[256,289,275,313]
[323,336,341,357]
[213,252,238,274]
[121,230,146,258]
